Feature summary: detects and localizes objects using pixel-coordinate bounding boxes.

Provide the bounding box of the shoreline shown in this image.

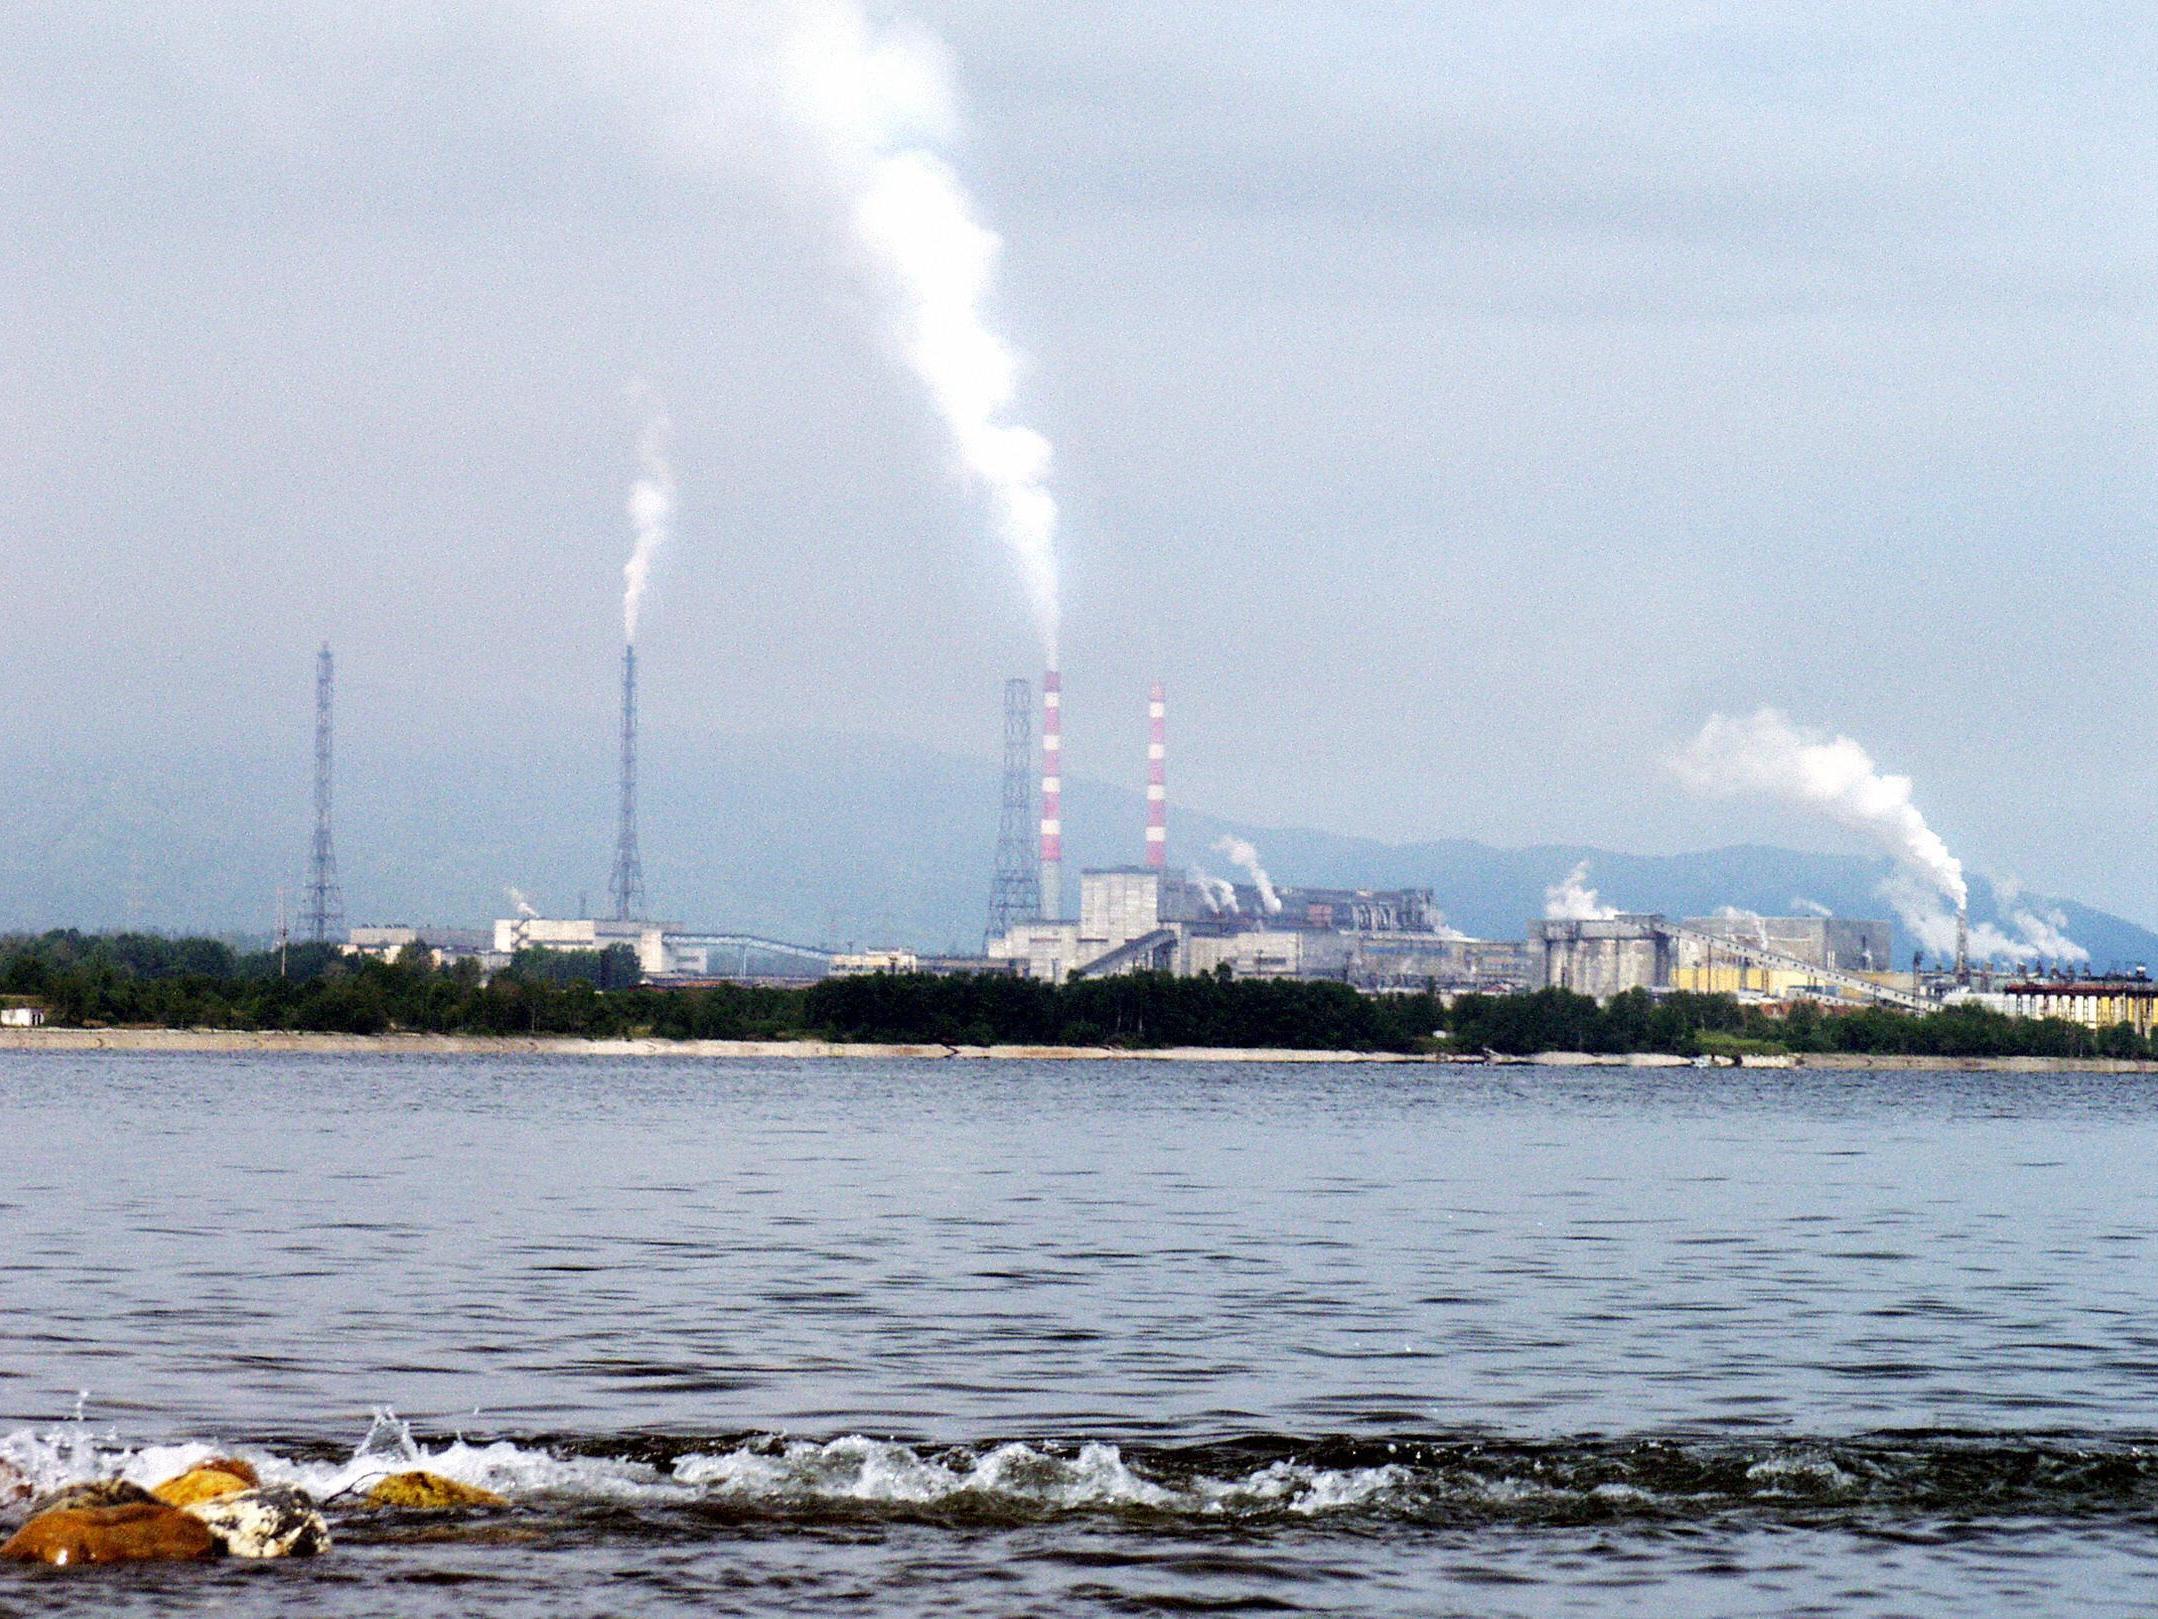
[2,1028,2156,1072]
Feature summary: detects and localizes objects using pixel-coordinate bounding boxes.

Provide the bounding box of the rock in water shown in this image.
[24,1479,155,1515]
[364,1470,507,1509]
[0,1459,29,1507]
[182,1486,330,1558]
[151,1462,258,1507]
[1,1502,218,1565]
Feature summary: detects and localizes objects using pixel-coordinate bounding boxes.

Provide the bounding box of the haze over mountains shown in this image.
[6,730,2152,970]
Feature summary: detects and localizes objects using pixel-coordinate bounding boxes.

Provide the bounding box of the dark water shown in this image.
[5,1053,2158,1614]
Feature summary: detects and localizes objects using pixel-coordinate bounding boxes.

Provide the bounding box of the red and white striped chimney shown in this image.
[1040,669,1063,920]
[1145,681,1166,869]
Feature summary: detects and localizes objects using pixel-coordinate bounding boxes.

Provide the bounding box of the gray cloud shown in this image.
[1,1,2154,931]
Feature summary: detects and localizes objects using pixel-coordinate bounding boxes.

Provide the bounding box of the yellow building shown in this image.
[1999,980,2158,1037]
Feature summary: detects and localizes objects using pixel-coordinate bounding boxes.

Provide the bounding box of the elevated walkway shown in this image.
[1069,928,1179,981]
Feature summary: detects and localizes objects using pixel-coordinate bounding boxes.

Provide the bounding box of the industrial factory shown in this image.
[309,643,2128,1028]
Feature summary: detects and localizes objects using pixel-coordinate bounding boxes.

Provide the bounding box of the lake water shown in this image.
[4,1052,2158,1613]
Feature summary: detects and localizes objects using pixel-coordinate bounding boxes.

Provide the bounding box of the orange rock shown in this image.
[363,1470,507,1509]
[1,1502,218,1565]
[24,1479,154,1515]
[151,1467,255,1507]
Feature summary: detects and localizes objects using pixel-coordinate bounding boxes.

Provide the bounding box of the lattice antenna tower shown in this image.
[301,641,345,942]
[985,676,1040,943]
[608,644,647,921]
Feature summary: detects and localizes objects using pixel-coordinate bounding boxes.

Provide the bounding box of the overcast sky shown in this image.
[4,3,2155,919]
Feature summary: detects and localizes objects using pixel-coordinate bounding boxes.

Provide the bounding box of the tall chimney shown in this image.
[1145,680,1166,869]
[1040,669,1062,920]
[1955,902,1970,984]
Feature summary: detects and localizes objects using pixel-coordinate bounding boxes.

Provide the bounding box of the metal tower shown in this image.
[301,642,345,943]
[608,645,647,921]
[986,676,1040,943]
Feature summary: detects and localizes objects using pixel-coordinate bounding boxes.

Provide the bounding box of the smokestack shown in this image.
[1040,669,1062,920]
[608,645,646,922]
[1956,902,1970,984]
[1145,681,1166,869]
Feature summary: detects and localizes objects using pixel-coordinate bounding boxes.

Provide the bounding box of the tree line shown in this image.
[0,930,2148,1059]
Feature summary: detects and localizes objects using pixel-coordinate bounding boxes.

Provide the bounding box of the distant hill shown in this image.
[3,728,2152,969]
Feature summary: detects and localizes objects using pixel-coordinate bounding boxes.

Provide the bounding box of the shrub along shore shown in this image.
[2,929,2152,1062]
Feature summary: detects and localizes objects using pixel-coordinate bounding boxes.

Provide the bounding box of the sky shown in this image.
[3,2,2155,924]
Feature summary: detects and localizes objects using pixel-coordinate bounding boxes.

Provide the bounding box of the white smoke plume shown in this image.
[1791,897,1834,918]
[622,399,675,646]
[1673,709,2083,963]
[1212,836,1281,914]
[506,887,539,920]
[775,4,1061,663]
[1992,876,2090,964]
[1186,869,1239,915]
[1544,862,1618,921]
[1713,904,1773,954]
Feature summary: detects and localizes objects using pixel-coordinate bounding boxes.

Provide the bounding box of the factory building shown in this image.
[1991,977,2158,1037]
[986,868,1516,988]
[1533,913,1917,1007]
[1530,917,1675,999]
[345,926,493,968]
[1678,915,1891,975]
[489,916,707,977]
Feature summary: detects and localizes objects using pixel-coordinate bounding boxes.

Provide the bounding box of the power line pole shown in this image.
[301,642,345,943]
[985,676,1040,945]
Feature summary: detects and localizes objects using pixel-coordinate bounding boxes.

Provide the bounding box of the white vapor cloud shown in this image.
[1674,709,2084,962]
[774,3,1062,663]
[622,396,675,645]
[1544,861,1617,921]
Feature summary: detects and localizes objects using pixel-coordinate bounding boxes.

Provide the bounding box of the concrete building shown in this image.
[0,1005,47,1028]
[1530,916,1674,998]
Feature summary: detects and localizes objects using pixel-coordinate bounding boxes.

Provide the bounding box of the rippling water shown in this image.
[5,1053,2158,1613]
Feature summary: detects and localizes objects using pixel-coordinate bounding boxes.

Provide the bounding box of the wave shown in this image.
[8,1415,2158,1531]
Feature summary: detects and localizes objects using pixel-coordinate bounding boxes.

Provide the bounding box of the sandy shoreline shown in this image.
[2,1027,2156,1072]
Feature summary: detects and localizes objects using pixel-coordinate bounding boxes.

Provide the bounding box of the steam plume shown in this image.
[1673,709,2082,962]
[622,400,675,645]
[1544,862,1618,921]
[506,886,538,920]
[778,5,1061,662]
[1212,836,1281,914]
[1187,869,1239,915]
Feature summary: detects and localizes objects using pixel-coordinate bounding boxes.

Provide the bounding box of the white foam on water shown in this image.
[1744,1453,1860,1496]
[674,1436,1176,1509]
[2,1420,1410,1522]
[1194,1459,1411,1515]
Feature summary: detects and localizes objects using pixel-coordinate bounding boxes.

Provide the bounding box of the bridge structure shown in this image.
[669,932,835,980]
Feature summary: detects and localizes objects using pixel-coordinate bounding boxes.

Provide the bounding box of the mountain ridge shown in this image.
[4,730,2150,969]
